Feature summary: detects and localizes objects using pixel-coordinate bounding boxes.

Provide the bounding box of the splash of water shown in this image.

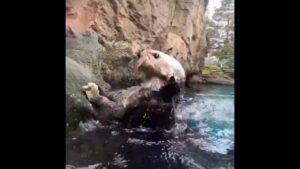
[177,86,234,155]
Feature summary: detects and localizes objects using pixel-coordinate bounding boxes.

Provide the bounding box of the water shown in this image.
[66,85,234,169]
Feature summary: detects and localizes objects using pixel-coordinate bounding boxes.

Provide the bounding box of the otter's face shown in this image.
[135,50,173,80]
[135,49,186,82]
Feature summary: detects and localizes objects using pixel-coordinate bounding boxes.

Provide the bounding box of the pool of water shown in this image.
[66,85,234,169]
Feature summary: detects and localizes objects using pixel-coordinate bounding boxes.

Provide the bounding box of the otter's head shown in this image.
[134,49,186,83]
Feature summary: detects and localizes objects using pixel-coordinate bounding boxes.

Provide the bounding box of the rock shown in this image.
[66,57,110,131]
[204,77,234,85]
[186,71,234,87]
[66,0,208,77]
[187,74,205,85]
[185,73,205,90]
[66,31,144,86]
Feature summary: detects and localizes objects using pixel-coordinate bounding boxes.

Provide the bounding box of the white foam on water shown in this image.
[127,138,165,146]
[177,90,234,154]
[112,153,129,168]
[195,93,234,98]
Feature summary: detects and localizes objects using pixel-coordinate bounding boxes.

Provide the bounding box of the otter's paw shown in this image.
[82,82,100,101]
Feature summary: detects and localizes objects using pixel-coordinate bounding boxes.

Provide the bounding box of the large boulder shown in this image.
[66,57,110,131]
[66,31,145,86]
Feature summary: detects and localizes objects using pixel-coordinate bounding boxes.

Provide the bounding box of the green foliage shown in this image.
[212,42,234,60]
[206,0,234,68]
[227,56,234,69]
[202,65,232,79]
[202,65,222,77]
[202,69,211,76]
[212,0,234,42]
[204,65,222,71]
[221,66,229,70]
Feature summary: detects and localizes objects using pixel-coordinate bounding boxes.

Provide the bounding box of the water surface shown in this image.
[66,85,234,169]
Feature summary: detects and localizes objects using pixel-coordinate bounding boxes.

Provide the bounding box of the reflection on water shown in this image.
[66,85,234,169]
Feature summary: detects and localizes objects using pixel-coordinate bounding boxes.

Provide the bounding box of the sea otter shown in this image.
[134,49,186,84]
[86,77,180,128]
[100,49,185,108]
[83,49,185,129]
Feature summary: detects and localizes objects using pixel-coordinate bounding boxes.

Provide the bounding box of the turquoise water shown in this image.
[178,85,234,155]
[66,85,234,169]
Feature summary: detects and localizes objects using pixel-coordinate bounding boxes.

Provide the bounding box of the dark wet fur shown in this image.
[87,76,182,129]
[122,76,181,129]
[89,96,125,120]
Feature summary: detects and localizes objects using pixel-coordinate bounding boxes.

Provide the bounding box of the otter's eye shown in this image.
[153,53,159,59]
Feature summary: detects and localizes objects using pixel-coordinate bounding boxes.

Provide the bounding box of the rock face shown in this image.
[66,31,143,87]
[66,0,208,78]
[66,57,108,131]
